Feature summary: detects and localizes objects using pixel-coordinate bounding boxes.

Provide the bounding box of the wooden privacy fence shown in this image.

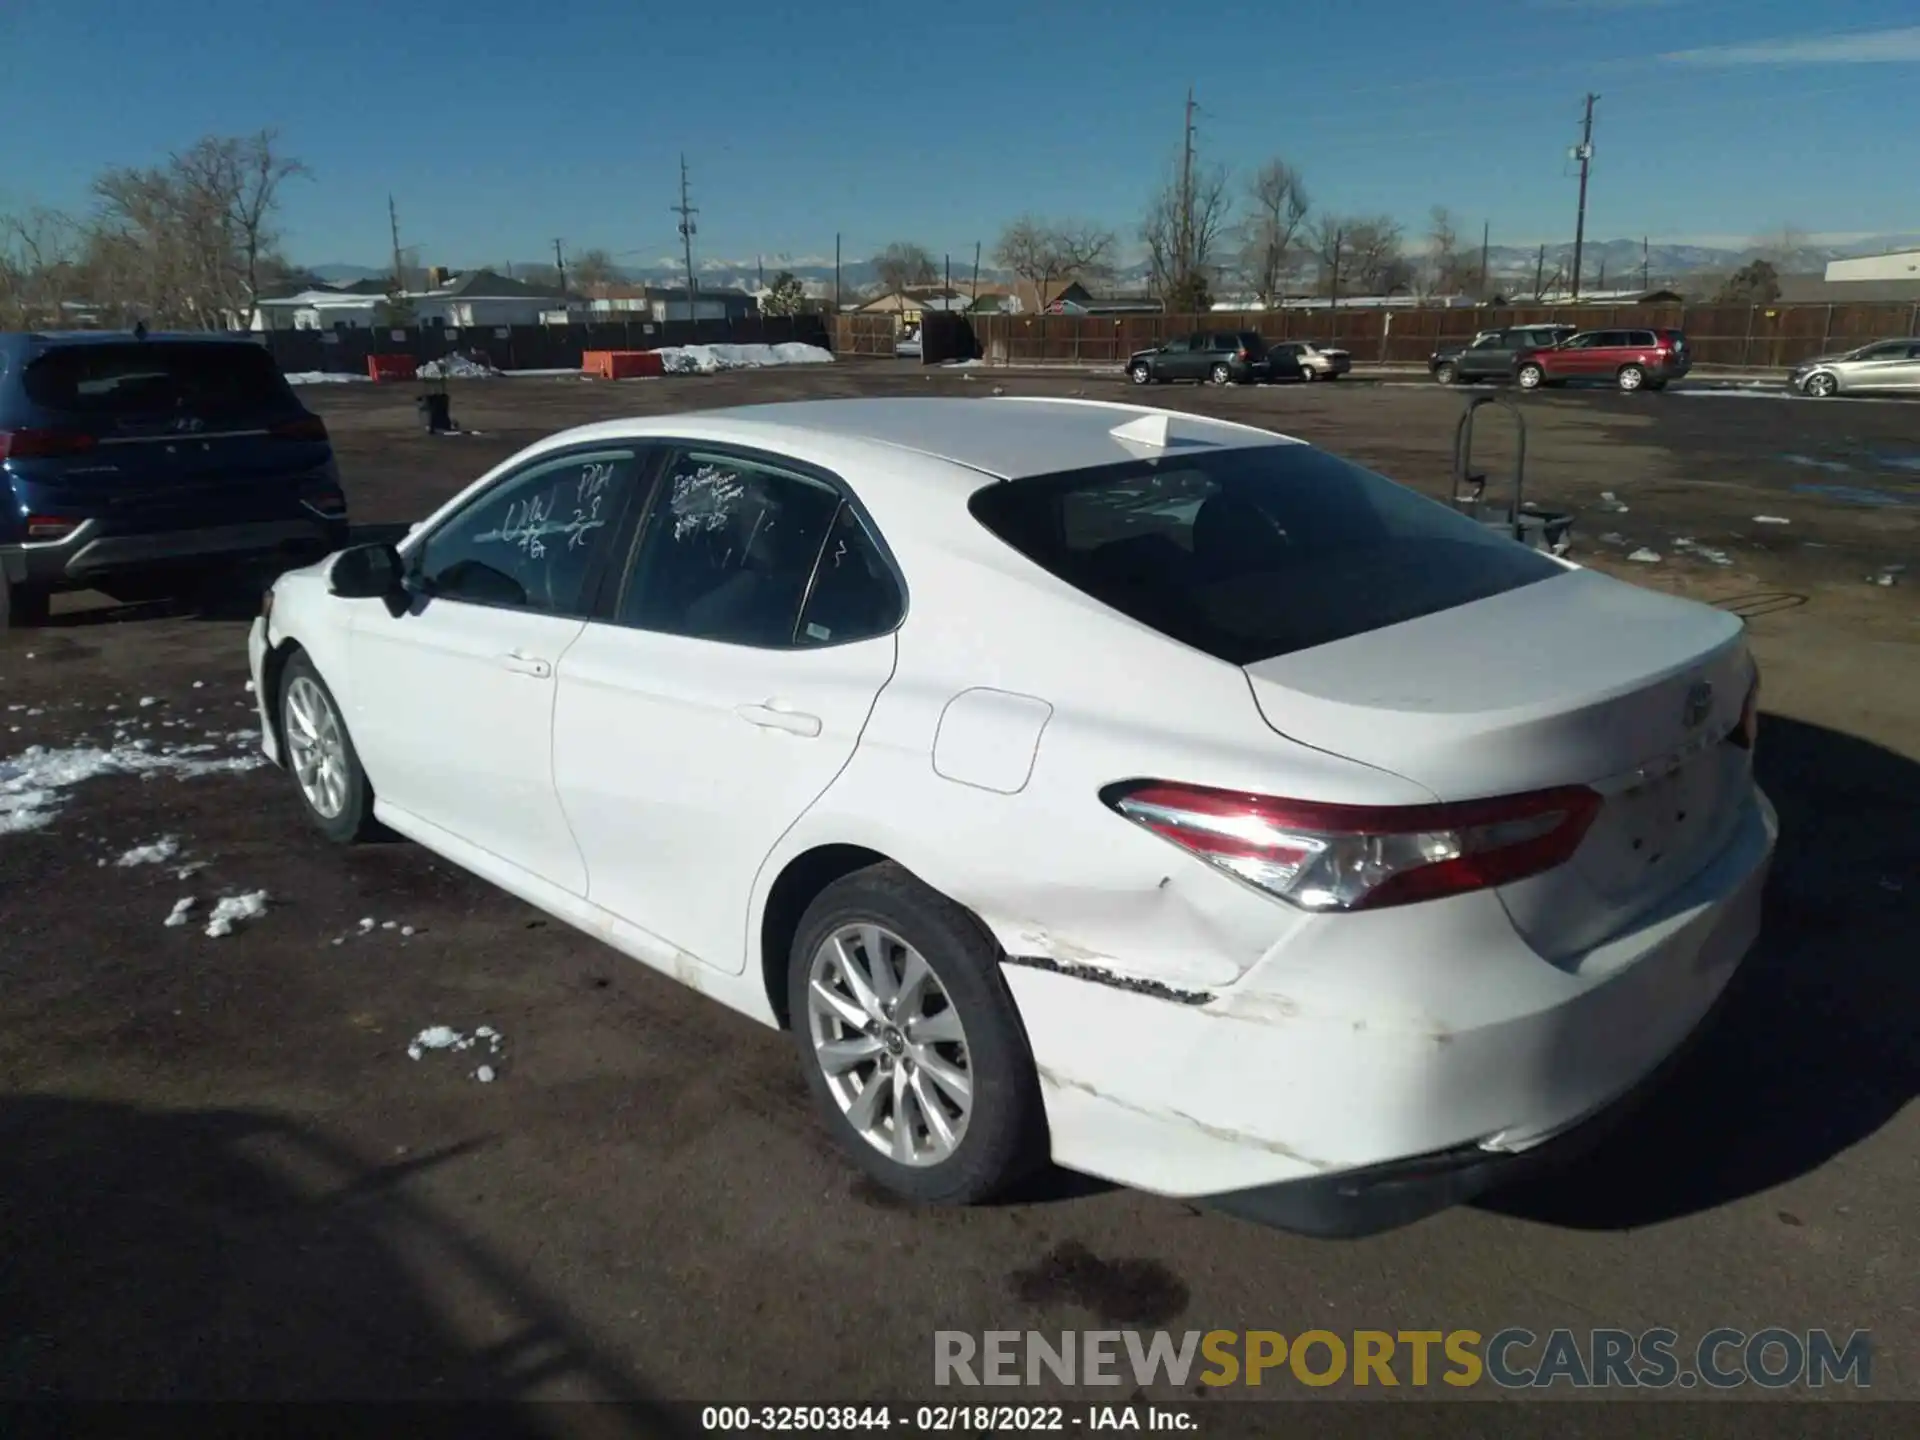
[897,302,1920,369]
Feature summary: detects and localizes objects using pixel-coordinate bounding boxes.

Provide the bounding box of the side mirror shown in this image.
[328,542,405,600]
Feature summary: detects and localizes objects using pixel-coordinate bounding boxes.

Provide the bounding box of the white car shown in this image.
[247,397,1775,1235]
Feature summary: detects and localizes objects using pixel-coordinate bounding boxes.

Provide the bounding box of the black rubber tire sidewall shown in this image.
[1435,364,1456,385]
[787,863,1047,1206]
[2,582,49,629]
[1618,365,1645,391]
[1128,363,1151,385]
[279,651,378,844]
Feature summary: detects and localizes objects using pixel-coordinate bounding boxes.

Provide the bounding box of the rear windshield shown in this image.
[22,342,293,419]
[968,445,1563,665]
[1235,333,1268,354]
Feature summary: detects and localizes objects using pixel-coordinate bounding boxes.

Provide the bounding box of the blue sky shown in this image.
[2,0,1917,269]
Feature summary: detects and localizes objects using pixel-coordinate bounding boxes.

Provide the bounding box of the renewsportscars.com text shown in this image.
[934,1327,1872,1390]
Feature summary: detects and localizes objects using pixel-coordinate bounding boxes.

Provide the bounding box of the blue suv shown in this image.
[1,331,350,627]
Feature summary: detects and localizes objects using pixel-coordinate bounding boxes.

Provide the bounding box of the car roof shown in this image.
[0,329,269,352]
[540,396,1297,483]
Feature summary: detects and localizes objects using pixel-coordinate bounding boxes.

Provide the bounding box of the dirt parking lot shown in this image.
[1,362,1914,1422]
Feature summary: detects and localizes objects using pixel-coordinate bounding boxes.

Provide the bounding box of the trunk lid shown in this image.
[1242,568,1756,956]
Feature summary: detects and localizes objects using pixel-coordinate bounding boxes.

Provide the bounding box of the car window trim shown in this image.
[405,440,654,620]
[606,438,910,651]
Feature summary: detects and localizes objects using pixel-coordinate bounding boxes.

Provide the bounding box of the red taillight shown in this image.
[1237,348,1249,361]
[24,514,79,541]
[0,428,97,459]
[1102,779,1603,912]
[1729,671,1760,751]
[271,415,329,443]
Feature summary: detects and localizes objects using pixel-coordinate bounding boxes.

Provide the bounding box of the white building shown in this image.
[252,269,581,332]
[1824,249,1920,283]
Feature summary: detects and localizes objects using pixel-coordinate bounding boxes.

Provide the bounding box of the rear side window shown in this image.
[1235,333,1267,355]
[968,446,1563,665]
[21,343,293,419]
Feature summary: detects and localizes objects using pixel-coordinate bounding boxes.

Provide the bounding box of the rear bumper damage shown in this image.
[999,786,1776,1236]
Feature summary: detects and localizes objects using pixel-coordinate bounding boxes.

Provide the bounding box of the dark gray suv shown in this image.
[1126,331,1270,386]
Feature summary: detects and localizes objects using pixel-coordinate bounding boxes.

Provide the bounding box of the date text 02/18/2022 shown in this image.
[699,1404,1196,1432]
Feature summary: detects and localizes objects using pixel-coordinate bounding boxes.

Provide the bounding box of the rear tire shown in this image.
[1516,362,1545,391]
[788,864,1047,1206]
[1,580,51,629]
[1208,362,1232,386]
[1617,364,1646,393]
[278,651,379,844]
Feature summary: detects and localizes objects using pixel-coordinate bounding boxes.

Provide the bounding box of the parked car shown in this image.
[895,325,923,360]
[1126,331,1268,386]
[1430,325,1579,385]
[1788,337,1920,398]
[1268,340,1351,381]
[1,331,348,627]
[248,396,1773,1236]
[1514,328,1691,393]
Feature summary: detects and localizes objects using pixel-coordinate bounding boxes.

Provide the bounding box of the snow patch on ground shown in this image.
[418,354,501,379]
[0,741,266,836]
[284,372,371,385]
[654,342,834,375]
[116,836,181,867]
[165,897,196,928]
[408,1024,504,1079]
[204,890,269,938]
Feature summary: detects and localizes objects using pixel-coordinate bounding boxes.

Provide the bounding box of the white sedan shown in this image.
[247,396,1775,1235]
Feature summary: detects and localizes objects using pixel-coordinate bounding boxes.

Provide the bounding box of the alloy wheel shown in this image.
[805,923,972,1167]
[284,674,350,820]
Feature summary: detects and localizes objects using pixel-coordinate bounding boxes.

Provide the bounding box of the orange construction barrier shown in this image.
[367,353,418,382]
[581,349,666,380]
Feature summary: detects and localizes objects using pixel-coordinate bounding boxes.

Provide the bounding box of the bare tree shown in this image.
[570,247,620,289]
[1143,161,1232,310]
[1313,214,1410,296]
[872,241,937,293]
[1237,159,1309,307]
[1424,206,1470,298]
[1750,226,1809,269]
[995,215,1116,311]
[0,208,83,327]
[88,130,311,328]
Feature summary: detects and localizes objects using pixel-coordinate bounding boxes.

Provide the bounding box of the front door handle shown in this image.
[735,702,822,738]
[500,651,552,678]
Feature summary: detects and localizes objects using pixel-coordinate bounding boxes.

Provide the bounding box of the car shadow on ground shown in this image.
[39,524,417,630]
[0,1096,691,1430]
[1480,713,1919,1229]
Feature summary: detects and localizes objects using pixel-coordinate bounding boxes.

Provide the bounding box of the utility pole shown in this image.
[1178,86,1197,286]
[1569,92,1599,300]
[1534,243,1546,300]
[945,253,952,296]
[834,233,842,312]
[971,241,980,305]
[1641,236,1650,291]
[1479,221,1490,297]
[387,194,404,294]
[552,238,566,293]
[671,154,698,320]
[1328,227,1344,315]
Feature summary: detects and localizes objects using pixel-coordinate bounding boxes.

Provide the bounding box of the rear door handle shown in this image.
[735,702,822,738]
[500,651,552,678]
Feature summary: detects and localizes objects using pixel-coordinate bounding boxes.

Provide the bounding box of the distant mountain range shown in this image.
[307,233,1920,296]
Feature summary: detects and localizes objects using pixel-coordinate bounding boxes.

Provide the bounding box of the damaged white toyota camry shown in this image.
[247,396,1774,1236]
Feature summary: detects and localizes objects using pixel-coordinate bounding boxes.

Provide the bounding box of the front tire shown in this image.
[1433,363,1458,385]
[1127,361,1153,385]
[1803,372,1838,398]
[1516,362,1545,391]
[278,651,379,844]
[1,580,50,629]
[789,864,1046,1206]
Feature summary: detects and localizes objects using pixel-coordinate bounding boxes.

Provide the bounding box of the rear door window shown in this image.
[968,446,1563,665]
[22,343,294,422]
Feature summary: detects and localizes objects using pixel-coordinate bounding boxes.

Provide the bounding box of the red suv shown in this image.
[1513,328,1690,393]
